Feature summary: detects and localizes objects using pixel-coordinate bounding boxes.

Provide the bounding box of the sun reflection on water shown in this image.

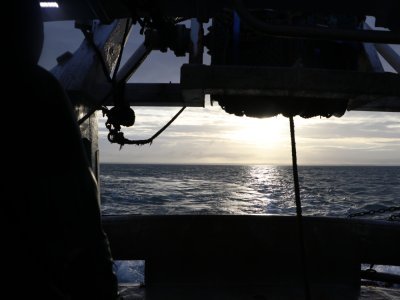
[101,165,400,218]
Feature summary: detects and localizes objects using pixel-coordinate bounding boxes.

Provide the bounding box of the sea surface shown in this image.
[101,164,400,219]
[101,164,400,285]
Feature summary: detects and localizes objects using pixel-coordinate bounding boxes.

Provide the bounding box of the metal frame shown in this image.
[49,9,399,188]
[52,19,133,181]
[180,64,400,112]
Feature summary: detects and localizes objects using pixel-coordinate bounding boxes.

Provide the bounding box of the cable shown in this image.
[289,116,311,300]
[107,106,186,146]
[233,0,400,44]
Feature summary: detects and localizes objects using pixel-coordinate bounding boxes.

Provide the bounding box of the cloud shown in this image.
[298,119,400,139]
[97,105,399,165]
[42,21,399,165]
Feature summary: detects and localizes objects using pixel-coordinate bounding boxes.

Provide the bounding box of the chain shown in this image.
[388,213,400,222]
[348,206,400,219]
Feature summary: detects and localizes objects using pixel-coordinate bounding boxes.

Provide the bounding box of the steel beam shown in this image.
[116,43,151,82]
[374,44,400,73]
[364,23,400,73]
[189,19,204,64]
[43,0,400,31]
[71,83,203,107]
[180,64,400,112]
[51,19,132,184]
[361,42,385,73]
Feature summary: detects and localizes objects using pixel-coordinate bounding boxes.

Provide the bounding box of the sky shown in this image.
[39,19,400,166]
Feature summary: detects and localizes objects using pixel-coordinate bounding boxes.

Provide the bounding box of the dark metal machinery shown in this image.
[45,0,399,175]
[48,0,400,114]
[48,1,400,168]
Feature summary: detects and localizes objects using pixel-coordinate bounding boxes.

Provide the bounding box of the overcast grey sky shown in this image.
[39,20,400,165]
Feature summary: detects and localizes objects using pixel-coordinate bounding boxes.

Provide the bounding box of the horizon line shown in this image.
[99,162,400,167]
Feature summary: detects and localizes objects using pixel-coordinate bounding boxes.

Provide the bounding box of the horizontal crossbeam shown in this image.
[180,64,400,112]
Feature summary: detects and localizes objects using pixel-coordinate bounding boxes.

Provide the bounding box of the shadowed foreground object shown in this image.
[8,1,118,298]
[103,215,400,299]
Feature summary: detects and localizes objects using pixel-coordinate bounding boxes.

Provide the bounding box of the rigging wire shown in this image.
[289,116,311,300]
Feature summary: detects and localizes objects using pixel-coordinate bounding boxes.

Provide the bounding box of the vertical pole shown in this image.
[289,116,311,300]
[77,106,100,200]
[189,19,204,64]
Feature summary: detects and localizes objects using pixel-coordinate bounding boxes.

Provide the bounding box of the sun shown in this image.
[225,115,288,148]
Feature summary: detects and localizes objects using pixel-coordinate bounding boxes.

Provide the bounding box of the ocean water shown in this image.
[101,164,400,286]
[101,164,400,219]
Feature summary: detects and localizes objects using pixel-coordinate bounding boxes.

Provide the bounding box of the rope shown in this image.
[289,116,311,300]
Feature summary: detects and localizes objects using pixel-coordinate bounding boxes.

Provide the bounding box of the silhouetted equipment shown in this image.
[50,1,400,124]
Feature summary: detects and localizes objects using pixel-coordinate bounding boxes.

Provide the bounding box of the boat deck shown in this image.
[103,216,400,299]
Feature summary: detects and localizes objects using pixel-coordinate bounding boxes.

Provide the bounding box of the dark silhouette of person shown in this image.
[8,1,119,298]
